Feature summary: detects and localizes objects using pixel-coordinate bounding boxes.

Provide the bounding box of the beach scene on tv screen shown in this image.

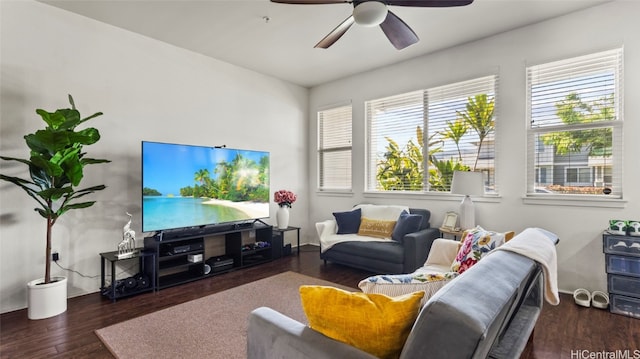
[142,142,269,232]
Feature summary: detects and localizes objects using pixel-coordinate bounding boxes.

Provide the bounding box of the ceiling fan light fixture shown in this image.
[353,1,388,27]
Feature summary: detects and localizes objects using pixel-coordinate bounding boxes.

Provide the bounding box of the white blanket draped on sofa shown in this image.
[491,227,559,305]
[316,204,409,253]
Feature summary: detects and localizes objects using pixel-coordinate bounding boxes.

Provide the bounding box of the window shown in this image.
[318,104,352,191]
[526,48,623,197]
[365,76,497,193]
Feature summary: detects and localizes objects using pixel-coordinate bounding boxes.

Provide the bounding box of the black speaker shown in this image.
[272,232,283,259]
[133,273,150,289]
[123,277,137,291]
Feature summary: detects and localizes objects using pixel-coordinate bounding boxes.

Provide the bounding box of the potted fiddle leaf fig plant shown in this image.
[0,95,110,319]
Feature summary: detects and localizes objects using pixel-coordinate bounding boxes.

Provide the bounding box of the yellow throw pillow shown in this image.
[299,285,424,359]
[357,217,397,239]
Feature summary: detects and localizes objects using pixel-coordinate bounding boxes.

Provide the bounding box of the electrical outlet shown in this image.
[249,230,255,238]
[52,252,59,262]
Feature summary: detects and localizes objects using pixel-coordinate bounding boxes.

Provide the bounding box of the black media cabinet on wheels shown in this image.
[144,223,275,289]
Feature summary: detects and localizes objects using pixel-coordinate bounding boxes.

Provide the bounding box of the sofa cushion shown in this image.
[451,226,506,274]
[299,285,423,359]
[358,217,396,239]
[391,210,423,242]
[329,240,405,264]
[333,208,362,234]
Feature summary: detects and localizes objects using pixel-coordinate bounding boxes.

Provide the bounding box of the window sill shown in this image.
[522,195,626,208]
[362,191,501,203]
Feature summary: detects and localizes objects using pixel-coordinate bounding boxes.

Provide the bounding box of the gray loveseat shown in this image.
[317,205,440,274]
[247,228,559,359]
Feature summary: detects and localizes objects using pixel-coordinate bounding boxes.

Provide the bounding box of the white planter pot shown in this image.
[27,276,67,320]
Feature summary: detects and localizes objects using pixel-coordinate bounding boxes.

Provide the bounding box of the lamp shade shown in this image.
[353,1,388,27]
[451,171,484,196]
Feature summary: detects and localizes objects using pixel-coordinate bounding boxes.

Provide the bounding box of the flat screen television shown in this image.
[141,141,270,233]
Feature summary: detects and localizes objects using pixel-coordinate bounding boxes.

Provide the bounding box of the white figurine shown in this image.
[117,212,138,258]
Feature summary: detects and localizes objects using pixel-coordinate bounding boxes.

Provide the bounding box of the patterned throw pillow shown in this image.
[358,272,458,305]
[300,285,424,359]
[450,226,506,274]
[357,217,397,239]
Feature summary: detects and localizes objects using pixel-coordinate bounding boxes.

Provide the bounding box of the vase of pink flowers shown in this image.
[274,190,296,229]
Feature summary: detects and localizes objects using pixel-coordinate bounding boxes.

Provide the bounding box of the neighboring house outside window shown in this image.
[317,104,352,191]
[526,48,623,198]
[365,76,498,194]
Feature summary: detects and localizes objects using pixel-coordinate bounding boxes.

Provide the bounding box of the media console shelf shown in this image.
[144,223,274,289]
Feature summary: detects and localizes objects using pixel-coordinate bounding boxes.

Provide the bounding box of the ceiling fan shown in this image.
[271,0,474,50]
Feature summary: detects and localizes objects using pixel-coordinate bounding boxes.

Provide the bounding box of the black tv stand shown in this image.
[144,222,275,289]
[234,221,255,229]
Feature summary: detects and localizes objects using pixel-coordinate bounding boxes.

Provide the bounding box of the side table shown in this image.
[272,226,301,256]
[100,250,156,302]
[439,227,465,241]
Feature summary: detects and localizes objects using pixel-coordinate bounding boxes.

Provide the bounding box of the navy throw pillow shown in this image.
[333,208,362,234]
[392,210,424,242]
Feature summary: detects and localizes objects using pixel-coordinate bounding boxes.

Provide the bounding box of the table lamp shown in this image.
[451,170,484,230]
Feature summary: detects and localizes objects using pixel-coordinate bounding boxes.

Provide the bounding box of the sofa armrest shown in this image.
[316,219,337,238]
[401,227,440,273]
[247,307,377,359]
[316,219,337,251]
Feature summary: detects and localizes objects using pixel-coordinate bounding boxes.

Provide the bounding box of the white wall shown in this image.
[0,1,308,313]
[308,1,640,294]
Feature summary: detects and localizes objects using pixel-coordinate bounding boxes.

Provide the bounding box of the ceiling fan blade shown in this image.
[315,15,355,49]
[270,0,351,4]
[379,10,418,50]
[386,0,473,7]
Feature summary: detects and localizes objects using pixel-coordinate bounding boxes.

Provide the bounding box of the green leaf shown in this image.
[56,108,81,130]
[39,187,73,201]
[36,109,66,129]
[69,127,101,145]
[28,165,54,189]
[0,155,33,167]
[35,207,55,219]
[81,158,111,165]
[25,129,72,153]
[56,201,96,217]
[0,174,48,210]
[68,94,76,109]
[30,153,64,178]
[59,151,84,186]
[79,112,103,125]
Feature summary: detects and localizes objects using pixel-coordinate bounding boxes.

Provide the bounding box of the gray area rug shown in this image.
[95,272,349,358]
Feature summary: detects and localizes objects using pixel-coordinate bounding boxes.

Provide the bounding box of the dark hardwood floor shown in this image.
[1,245,639,358]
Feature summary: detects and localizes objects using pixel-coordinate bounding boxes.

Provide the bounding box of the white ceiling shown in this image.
[41,0,611,88]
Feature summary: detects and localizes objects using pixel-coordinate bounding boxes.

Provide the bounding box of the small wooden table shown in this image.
[439,227,465,241]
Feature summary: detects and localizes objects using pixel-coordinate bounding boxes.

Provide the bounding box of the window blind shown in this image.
[427,76,498,193]
[365,75,498,193]
[318,104,352,190]
[526,48,623,197]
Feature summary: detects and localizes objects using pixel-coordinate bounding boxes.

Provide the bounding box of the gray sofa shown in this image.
[319,207,441,274]
[247,228,559,359]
